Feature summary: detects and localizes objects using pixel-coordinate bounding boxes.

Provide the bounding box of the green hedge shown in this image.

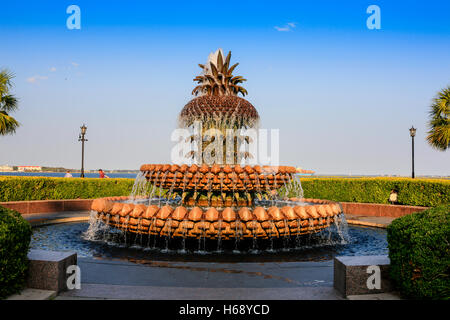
[387,205,450,299]
[0,207,32,299]
[0,177,134,202]
[300,177,450,207]
[0,176,448,207]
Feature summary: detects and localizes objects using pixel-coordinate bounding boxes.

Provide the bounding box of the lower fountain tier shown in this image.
[139,164,299,191]
[91,197,343,239]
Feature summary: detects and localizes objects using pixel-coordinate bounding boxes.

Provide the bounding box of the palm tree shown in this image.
[0,69,19,135]
[426,86,450,151]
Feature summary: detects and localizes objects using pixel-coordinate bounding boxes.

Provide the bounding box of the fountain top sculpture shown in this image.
[179,49,259,132]
[193,48,248,97]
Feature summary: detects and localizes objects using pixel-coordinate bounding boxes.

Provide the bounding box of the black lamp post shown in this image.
[78,124,88,178]
[409,126,416,179]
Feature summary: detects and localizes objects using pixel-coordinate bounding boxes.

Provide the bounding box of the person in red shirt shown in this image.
[98,169,109,178]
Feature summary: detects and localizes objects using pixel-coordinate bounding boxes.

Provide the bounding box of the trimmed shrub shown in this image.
[387,205,450,299]
[0,206,32,299]
[0,176,448,207]
[0,177,134,202]
[300,177,449,207]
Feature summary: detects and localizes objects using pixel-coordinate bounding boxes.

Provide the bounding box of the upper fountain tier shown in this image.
[139,164,297,192]
[178,49,259,130]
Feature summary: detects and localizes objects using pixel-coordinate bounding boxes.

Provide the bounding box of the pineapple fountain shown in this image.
[89,49,346,252]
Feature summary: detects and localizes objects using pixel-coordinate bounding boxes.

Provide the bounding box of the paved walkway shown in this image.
[23,211,90,227]
[7,288,56,300]
[53,257,401,300]
[57,257,343,300]
[345,214,395,228]
[57,285,342,300]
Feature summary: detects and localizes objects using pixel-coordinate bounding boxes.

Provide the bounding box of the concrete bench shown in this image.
[334,255,393,298]
[27,249,77,293]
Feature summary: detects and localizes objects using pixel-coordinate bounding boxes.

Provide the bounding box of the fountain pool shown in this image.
[30,220,388,263]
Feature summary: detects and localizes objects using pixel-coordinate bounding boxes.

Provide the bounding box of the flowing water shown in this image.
[30,220,388,263]
[127,168,306,207]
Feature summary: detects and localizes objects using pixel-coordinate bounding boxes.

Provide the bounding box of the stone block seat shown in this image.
[334,255,393,298]
[27,249,77,293]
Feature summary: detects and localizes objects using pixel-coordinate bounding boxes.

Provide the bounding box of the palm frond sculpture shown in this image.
[192,49,248,97]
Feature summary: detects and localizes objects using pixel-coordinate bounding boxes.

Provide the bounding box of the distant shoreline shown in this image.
[0,171,448,180]
[0,171,139,174]
[0,172,138,179]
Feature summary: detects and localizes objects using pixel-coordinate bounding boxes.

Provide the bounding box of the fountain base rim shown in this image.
[90,197,344,239]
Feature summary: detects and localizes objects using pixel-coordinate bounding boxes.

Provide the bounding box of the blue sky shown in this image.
[0,0,449,175]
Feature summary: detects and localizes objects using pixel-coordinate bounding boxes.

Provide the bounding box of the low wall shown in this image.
[341,202,428,217]
[1,199,428,217]
[0,199,93,214]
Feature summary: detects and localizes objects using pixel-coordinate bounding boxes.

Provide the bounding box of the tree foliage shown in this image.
[426,86,450,151]
[0,69,20,135]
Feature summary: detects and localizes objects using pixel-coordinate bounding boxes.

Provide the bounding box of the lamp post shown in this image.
[78,124,88,178]
[409,126,416,179]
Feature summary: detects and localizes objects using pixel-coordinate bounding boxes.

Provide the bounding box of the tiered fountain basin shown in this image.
[139,163,298,192]
[90,197,343,240]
